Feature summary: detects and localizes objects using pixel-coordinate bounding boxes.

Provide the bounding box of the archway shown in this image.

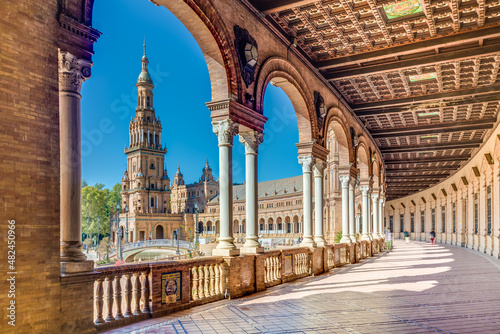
[155,225,164,239]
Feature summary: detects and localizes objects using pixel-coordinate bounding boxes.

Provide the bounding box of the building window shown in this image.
[389,215,394,232]
[400,214,404,232]
[410,212,414,233]
[441,205,446,233]
[487,185,492,235]
[452,202,456,233]
[474,193,479,235]
[431,208,436,231]
[421,211,425,233]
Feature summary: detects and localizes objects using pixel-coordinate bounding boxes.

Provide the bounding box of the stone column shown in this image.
[314,160,326,247]
[299,156,316,247]
[212,119,240,256]
[361,186,370,241]
[240,130,264,254]
[339,175,351,243]
[59,51,93,272]
[372,193,379,239]
[379,197,385,238]
[367,188,373,240]
[349,179,356,242]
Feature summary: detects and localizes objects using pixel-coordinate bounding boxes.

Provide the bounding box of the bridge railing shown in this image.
[109,239,193,257]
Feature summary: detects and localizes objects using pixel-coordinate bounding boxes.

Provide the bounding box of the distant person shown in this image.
[386,229,393,251]
[430,229,436,246]
[404,230,410,244]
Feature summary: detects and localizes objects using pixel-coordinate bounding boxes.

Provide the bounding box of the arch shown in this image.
[233,219,239,234]
[198,221,204,234]
[267,217,274,232]
[155,225,164,239]
[355,141,371,179]
[215,220,220,234]
[323,108,353,164]
[372,162,381,189]
[285,216,291,233]
[206,220,213,233]
[255,57,316,142]
[259,218,265,233]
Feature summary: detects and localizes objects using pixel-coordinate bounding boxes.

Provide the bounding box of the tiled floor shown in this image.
[103,240,500,333]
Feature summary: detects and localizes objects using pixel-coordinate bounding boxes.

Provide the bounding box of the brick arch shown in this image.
[82,0,240,101]
[372,161,381,189]
[323,109,353,165]
[255,57,316,143]
[355,141,371,179]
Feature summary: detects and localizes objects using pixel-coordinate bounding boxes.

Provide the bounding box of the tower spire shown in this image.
[143,36,146,57]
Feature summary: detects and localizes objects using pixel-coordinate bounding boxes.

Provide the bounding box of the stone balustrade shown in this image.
[191,262,226,302]
[92,241,379,332]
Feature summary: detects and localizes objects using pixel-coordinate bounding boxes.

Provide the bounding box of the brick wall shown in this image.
[0,1,62,333]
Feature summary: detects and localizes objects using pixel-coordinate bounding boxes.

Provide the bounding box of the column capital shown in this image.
[239,130,264,154]
[361,185,370,195]
[212,119,239,146]
[298,155,315,173]
[339,175,350,188]
[313,159,325,178]
[58,50,92,94]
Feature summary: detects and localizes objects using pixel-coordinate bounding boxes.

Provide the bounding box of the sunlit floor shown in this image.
[103,240,500,334]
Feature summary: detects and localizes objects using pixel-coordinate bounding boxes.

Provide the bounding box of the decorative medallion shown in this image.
[314,91,327,131]
[383,0,423,20]
[234,25,259,88]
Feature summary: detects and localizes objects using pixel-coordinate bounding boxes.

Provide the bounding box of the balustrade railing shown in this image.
[191,262,226,302]
[109,239,193,257]
[263,254,281,285]
[294,252,309,275]
[326,247,334,270]
[94,264,151,328]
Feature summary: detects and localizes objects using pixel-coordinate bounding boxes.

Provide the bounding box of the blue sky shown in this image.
[81,0,301,188]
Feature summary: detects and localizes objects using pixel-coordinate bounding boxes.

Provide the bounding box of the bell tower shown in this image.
[121,43,170,214]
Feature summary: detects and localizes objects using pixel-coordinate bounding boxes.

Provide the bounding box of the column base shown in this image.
[349,235,357,243]
[212,248,240,256]
[61,260,94,274]
[314,235,326,247]
[301,235,316,248]
[340,236,352,243]
[240,246,265,254]
[61,241,87,262]
[243,235,260,248]
[361,234,370,241]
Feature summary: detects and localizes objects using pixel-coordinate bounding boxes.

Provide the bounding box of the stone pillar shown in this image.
[361,186,370,241]
[59,51,94,273]
[372,193,379,238]
[367,188,373,240]
[339,175,351,243]
[349,179,356,242]
[379,197,385,238]
[212,119,240,256]
[299,156,316,247]
[240,130,264,254]
[314,160,326,247]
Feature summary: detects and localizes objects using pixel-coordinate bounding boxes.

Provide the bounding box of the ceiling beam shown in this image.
[323,44,500,80]
[248,0,317,13]
[369,119,495,138]
[356,93,500,115]
[386,167,457,172]
[314,26,500,70]
[352,85,500,111]
[380,140,482,153]
[386,175,448,180]
[384,154,470,164]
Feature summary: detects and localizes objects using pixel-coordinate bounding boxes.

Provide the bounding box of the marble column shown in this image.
[349,179,356,242]
[367,188,373,240]
[339,175,351,243]
[314,160,326,247]
[240,130,264,254]
[361,186,370,240]
[372,193,379,238]
[59,51,93,270]
[212,119,240,256]
[379,197,385,238]
[299,156,316,247]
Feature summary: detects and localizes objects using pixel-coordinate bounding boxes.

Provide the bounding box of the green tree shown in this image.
[81,183,110,239]
[108,183,122,212]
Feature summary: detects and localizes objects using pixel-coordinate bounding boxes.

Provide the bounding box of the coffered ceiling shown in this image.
[247,0,500,200]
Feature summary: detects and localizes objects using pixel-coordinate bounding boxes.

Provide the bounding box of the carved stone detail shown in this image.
[212,119,239,146]
[314,91,327,131]
[239,130,264,154]
[234,25,258,88]
[58,50,92,94]
[298,156,315,173]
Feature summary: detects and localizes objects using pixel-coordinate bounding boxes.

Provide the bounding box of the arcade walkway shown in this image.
[104,241,500,334]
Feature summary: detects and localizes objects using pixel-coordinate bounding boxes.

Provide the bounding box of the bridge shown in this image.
[109,239,194,261]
